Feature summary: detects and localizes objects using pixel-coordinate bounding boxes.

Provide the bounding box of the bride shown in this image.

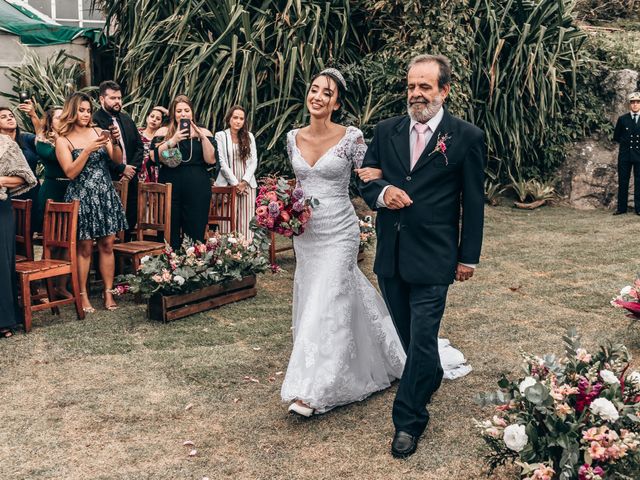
[281,68,470,417]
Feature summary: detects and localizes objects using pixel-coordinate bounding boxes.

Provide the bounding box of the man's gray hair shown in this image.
[408,54,452,89]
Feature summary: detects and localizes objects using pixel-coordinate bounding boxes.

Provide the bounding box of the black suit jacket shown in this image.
[359,109,486,285]
[613,113,640,163]
[93,108,144,178]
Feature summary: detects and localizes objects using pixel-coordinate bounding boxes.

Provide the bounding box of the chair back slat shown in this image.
[136,182,172,243]
[42,200,79,257]
[12,199,34,261]
[208,186,236,235]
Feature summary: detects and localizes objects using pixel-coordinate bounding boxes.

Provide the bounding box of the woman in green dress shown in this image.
[36,107,69,213]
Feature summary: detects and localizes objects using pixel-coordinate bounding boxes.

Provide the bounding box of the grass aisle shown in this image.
[1,206,639,479]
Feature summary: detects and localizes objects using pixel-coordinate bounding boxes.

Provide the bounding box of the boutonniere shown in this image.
[430,132,451,166]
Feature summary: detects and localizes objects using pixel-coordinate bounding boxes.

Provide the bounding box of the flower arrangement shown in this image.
[611,276,640,319]
[475,329,640,480]
[254,176,318,237]
[113,234,269,296]
[359,215,376,250]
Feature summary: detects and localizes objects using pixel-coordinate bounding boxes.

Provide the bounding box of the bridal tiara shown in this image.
[319,68,347,91]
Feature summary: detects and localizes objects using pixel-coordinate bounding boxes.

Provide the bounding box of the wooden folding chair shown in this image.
[268,179,295,264]
[16,200,84,332]
[207,185,236,236]
[112,179,129,243]
[113,182,172,273]
[12,198,34,262]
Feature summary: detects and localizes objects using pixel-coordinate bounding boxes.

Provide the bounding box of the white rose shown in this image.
[590,398,619,422]
[519,376,537,396]
[627,371,640,387]
[227,237,238,244]
[503,424,528,452]
[600,369,620,385]
[174,275,185,286]
[140,255,151,264]
[621,285,633,296]
[186,247,195,256]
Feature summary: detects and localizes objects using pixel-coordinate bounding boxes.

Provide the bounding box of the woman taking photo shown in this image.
[0,134,37,337]
[153,95,216,248]
[55,92,127,313]
[138,106,168,183]
[0,104,42,232]
[214,105,258,241]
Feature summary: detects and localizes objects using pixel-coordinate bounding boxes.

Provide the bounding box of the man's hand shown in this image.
[455,264,475,282]
[122,165,136,180]
[383,186,413,210]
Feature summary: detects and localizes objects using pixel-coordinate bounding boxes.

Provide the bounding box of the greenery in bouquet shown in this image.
[611,276,640,319]
[359,215,376,250]
[474,329,640,480]
[255,176,318,237]
[113,234,269,296]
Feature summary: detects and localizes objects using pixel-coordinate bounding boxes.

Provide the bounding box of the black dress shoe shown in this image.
[391,431,418,458]
[613,211,627,215]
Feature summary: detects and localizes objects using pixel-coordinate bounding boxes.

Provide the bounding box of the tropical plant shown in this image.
[526,179,557,202]
[485,178,505,206]
[0,49,95,129]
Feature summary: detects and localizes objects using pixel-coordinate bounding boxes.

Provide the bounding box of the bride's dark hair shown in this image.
[309,71,347,123]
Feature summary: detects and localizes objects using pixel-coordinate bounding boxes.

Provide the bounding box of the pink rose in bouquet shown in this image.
[255,176,318,236]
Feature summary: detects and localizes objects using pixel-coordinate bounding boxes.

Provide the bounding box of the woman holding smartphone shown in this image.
[153,95,215,248]
[55,92,127,313]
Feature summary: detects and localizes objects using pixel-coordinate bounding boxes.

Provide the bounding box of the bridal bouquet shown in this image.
[359,215,376,250]
[611,276,640,319]
[474,329,640,480]
[113,234,269,296]
[255,176,318,237]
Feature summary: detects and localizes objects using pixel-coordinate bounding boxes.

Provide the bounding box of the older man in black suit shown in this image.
[359,54,486,459]
[613,91,640,215]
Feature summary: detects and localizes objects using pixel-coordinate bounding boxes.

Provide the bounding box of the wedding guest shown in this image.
[0,134,37,337]
[214,105,258,241]
[153,95,216,248]
[0,105,42,232]
[93,81,143,240]
[56,92,127,313]
[138,106,168,183]
[35,106,73,298]
[613,91,640,215]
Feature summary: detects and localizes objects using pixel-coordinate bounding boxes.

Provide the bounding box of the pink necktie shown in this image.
[411,123,429,170]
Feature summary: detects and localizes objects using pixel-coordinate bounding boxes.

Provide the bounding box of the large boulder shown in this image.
[559,136,620,210]
[559,69,639,209]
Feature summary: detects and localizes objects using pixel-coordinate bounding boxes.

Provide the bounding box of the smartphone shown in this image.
[19,92,29,103]
[179,118,191,134]
[98,130,111,141]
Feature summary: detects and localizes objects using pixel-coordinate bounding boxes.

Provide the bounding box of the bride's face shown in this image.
[306,75,340,120]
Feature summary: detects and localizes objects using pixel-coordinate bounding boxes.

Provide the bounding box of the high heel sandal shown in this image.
[288,401,315,417]
[79,292,95,314]
[102,290,118,311]
[0,329,13,338]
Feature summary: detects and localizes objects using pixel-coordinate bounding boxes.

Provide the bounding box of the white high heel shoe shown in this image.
[288,402,314,417]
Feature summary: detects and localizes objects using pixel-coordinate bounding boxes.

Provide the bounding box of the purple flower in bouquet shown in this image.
[576,376,604,413]
[268,201,280,217]
[292,188,304,201]
[578,464,605,480]
[292,200,304,212]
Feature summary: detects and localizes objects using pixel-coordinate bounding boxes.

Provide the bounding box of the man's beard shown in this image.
[105,103,122,115]
[407,95,443,123]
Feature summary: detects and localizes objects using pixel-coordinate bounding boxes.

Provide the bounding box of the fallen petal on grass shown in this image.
[183,440,195,446]
[189,449,197,456]
[184,403,194,411]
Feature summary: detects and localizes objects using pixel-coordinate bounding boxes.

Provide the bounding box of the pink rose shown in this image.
[265,191,278,202]
[280,211,290,222]
[256,205,268,216]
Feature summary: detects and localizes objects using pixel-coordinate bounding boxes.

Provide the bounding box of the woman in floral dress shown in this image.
[55,93,127,313]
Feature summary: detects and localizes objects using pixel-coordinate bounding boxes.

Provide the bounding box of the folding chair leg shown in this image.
[71,269,85,320]
[269,232,276,265]
[20,274,33,333]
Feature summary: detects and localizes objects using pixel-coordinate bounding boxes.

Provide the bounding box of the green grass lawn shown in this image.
[1,205,639,479]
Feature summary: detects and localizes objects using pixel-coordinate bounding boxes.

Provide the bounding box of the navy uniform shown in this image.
[613,91,640,215]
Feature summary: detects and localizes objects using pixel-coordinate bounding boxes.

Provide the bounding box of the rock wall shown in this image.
[559,69,639,209]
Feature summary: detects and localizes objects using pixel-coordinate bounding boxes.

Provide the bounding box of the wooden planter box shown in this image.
[147,275,257,322]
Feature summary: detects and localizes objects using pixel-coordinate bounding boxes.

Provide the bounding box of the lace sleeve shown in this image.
[350,128,367,168]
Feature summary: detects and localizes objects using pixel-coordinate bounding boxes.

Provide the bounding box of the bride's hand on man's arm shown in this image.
[354,167,383,183]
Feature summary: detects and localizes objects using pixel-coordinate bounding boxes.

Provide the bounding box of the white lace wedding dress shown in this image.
[280,126,471,414]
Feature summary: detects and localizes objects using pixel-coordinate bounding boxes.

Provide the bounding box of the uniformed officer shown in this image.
[613,91,640,215]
